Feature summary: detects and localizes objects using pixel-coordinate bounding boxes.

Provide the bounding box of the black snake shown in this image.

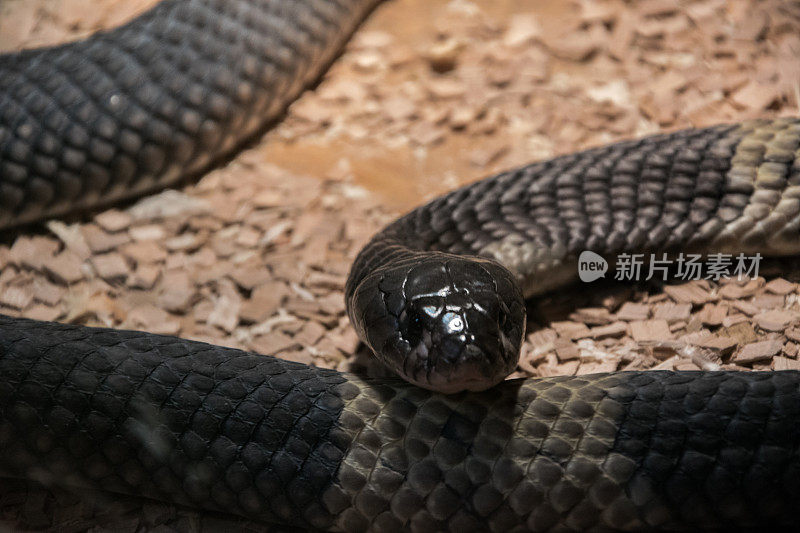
[2,0,800,530]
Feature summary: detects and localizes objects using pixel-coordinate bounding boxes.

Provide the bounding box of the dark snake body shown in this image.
[2,0,800,531]
[3,316,800,532]
[0,0,379,227]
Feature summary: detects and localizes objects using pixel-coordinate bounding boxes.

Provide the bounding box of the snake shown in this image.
[2,0,800,530]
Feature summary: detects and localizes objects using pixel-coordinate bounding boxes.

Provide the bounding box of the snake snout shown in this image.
[393,255,526,393]
[347,251,525,393]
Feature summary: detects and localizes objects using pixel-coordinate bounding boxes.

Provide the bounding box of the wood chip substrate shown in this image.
[1,0,800,530]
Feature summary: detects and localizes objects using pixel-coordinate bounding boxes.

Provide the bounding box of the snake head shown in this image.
[349,253,525,393]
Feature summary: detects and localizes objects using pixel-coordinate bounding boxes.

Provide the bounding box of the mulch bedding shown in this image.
[1,0,800,529]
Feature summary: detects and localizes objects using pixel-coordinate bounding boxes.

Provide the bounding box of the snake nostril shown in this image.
[439,336,464,363]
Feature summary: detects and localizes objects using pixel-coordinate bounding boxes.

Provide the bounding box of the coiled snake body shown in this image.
[2,0,800,531]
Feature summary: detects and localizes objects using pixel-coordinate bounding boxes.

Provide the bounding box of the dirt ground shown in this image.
[1,0,800,530]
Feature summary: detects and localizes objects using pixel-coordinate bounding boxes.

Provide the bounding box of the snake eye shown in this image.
[499,306,512,332]
[400,308,425,348]
[497,303,519,339]
[498,308,508,328]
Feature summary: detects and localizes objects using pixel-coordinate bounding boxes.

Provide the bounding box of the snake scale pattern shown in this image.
[2,0,800,531]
